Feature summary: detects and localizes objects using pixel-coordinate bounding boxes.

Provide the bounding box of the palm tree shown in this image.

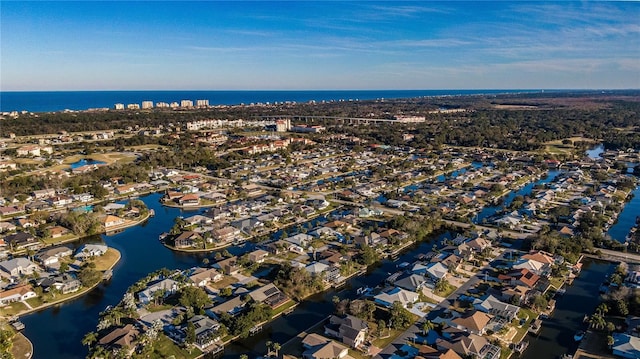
[272,342,281,358]
[82,331,98,349]
[266,340,273,357]
[239,355,249,359]
[421,320,435,336]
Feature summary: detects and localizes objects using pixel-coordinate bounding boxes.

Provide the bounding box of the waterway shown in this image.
[20,192,448,358]
[608,186,640,243]
[521,260,613,359]
[586,144,605,160]
[21,194,215,358]
[473,170,560,223]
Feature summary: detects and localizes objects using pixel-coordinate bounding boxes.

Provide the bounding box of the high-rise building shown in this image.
[196,99,210,107]
[127,103,140,110]
[114,103,125,110]
[180,100,194,108]
[141,101,154,109]
[156,102,169,108]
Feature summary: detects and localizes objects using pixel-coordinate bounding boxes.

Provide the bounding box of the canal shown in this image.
[21,192,448,358]
[607,185,640,243]
[521,260,613,359]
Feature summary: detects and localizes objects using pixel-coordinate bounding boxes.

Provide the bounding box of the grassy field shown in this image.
[0,302,28,317]
[93,248,121,271]
[543,137,597,155]
[146,334,202,359]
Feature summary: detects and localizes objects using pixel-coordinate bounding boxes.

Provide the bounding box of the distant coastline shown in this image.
[0,89,545,113]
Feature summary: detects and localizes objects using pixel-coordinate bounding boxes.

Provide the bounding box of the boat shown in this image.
[574,330,585,341]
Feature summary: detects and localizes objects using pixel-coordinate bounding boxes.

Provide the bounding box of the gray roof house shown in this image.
[0,257,40,277]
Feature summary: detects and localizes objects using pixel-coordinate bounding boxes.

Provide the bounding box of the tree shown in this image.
[59,261,70,273]
[272,342,281,357]
[185,322,196,344]
[82,331,98,349]
[531,295,548,312]
[422,320,435,336]
[179,286,212,313]
[389,301,413,329]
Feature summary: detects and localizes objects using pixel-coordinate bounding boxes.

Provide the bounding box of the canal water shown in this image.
[521,260,612,359]
[474,170,560,223]
[20,193,447,358]
[608,186,640,243]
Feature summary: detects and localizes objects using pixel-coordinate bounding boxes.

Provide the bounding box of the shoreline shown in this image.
[1,247,121,319]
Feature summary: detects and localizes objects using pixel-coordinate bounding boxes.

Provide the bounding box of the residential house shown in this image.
[324,314,368,349]
[98,324,139,353]
[137,278,179,305]
[436,333,500,359]
[103,215,125,229]
[451,311,493,335]
[216,256,240,275]
[36,246,73,266]
[179,194,200,206]
[302,336,349,359]
[284,233,313,248]
[173,231,202,249]
[207,296,246,318]
[0,285,37,305]
[247,249,269,263]
[374,287,419,309]
[498,269,540,289]
[189,268,223,287]
[212,226,241,243]
[181,315,220,349]
[473,295,520,320]
[47,226,70,239]
[0,257,39,276]
[74,244,108,260]
[394,274,427,292]
[248,283,289,308]
[611,333,640,359]
[4,232,39,250]
[425,262,449,282]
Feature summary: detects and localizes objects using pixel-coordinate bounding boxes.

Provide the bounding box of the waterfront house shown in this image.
[302,335,349,359]
[207,296,246,318]
[188,268,223,287]
[36,245,73,266]
[472,294,520,320]
[173,231,202,248]
[4,231,39,250]
[451,311,493,335]
[74,244,108,260]
[248,283,289,308]
[435,333,499,359]
[324,314,368,349]
[425,262,449,282]
[212,226,241,243]
[98,324,139,354]
[178,193,200,206]
[0,284,37,305]
[393,273,428,292]
[611,333,640,359]
[180,315,221,350]
[137,278,179,305]
[103,215,125,229]
[47,225,70,239]
[374,287,419,309]
[247,249,269,263]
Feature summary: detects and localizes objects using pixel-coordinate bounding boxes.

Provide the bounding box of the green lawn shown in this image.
[0,302,28,317]
[271,299,297,317]
[144,334,202,359]
[372,328,406,349]
[434,283,457,297]
[513,308,538,342]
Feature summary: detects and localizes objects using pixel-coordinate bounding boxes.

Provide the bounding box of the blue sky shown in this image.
[1,1,639,90]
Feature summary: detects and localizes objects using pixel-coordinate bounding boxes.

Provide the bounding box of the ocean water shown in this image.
[0,89,537,113]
